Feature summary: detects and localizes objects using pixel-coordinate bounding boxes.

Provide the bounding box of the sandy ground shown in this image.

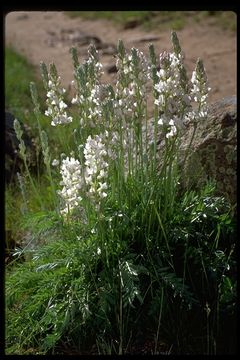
[5,11,236,103]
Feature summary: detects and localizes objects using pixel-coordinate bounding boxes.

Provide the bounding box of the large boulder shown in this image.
[145,96,237,206]
[179,95,237,206]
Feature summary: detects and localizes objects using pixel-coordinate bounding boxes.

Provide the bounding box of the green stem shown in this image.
[154,287,164,354]
[182,122,197,170]
[23,158,44,209]
[119,278,123,355]
[153,204,174,271]
[46,162,58,210]
[153,105,158,172]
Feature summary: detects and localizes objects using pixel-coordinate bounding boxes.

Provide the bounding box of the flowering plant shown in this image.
[8,32,237,356]
[26,32,210,221]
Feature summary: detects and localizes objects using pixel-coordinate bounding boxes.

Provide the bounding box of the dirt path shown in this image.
[5,11,236,103]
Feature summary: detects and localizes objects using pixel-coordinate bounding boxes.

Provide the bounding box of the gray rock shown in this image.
[123,20,141,29]
[144,96,237,206]
[127,34,161,43]
[179,95,237,206]
[106,63,117,73]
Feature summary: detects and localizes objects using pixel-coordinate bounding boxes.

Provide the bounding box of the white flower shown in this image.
[97,182,108,195]
[51,113,72,127]
[52,159,59,166]
[97,169,106,179]
[191,70,197,83]
[45,108,52,116]
[191,59,210,105]
[166,126,177,138]
[59,100,67,110]
[157,69,166,77]
[166,119,177,138]
[44,67,72,126]
[58,156,83,215]
[154,46,210,135]
[84,134,109,204]
[99,191,107,199]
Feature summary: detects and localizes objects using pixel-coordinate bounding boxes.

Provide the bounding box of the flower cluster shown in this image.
[154,51,190,137]
[104,130,119,161]
[116,44,150,88]
[189,58,211,121]
[115,43,151,120]
[71,45,106,127]
[154,32,210,138]
[58,157,83,215]
[113,43,152,169]
[43,64,72,126]
[38,33,211,218]
[57,132,116,216]
[13,119,26,159]
[84,134,109,204]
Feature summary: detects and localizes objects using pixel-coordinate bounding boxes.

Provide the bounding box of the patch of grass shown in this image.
[5,47,71,250]
[208,11,236,31]
[5,46,50,161]
[5,47,43,234]
[5,47,40,120]
[5,182,237,354]
[5,46,80,152]
[193,11,236,32]
[65,11,236,32]
[66,10,153,23]
[65,11,186,30]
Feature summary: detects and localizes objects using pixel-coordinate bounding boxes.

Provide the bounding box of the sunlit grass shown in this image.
[65,11,236,32]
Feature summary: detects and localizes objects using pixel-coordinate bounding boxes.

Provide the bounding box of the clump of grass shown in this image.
[65,10,153,26]
[6,182,236,354]
[65,11,236,32]
[195,11,236,32]
[5,32,237,355]
[5,46,76,156]
[65,10,187,30]
[5,47,38,114]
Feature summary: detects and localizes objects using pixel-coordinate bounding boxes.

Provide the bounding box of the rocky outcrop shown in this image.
[45,29,116,55]
[145,96,237,206]
[179,95,237,206]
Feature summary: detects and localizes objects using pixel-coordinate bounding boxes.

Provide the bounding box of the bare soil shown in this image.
[5,11,236,104]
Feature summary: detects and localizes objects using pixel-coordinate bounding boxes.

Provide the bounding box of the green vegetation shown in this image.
[65,11,236,32]
[5,46,78,169]
[6,183,237,355]
[5,47,40,121]
[5,35,236,355]
[5,47,74,247]
[5,46,54,147]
